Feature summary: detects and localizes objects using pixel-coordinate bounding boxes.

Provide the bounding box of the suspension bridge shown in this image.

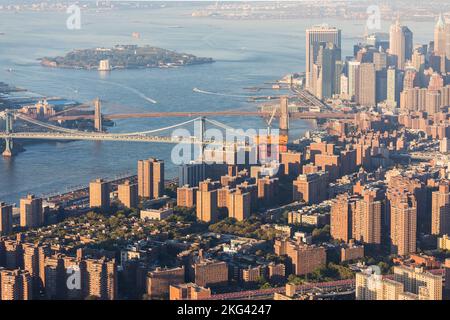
[0,109,255,157]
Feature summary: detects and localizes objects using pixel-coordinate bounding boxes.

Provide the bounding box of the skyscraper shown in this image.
[434,14,447,56]
[138,158,164,199]
[389,19,413,70]
[432,182,450,236]
[330,194,357,243]
[390,195,417,256]
[356,63,376,107]
[0,202,13,235]
[20,195,43,228]
[305,25,341,90]
[89,179,110,210]
[311,42,341,99]
[353,192,382,245]
[347,60,360,101]
[386,66,403,108]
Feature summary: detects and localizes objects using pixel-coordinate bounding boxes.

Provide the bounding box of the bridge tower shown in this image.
[2,110,14,157]
[94,98,103,132]
[279,96,289,152]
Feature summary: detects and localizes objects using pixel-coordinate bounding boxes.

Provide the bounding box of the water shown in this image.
[0,5,436,203]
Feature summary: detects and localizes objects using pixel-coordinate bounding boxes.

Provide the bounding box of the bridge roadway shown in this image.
[0,131,239,145]
[50,111,354,121]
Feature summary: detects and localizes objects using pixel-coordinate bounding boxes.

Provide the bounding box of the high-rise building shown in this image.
[178,162,206,187]
[434,14,447,57]
[356,265,442,300]
[431,182,450,235]
[311,42,341,99]
[347,60,360,101]
[257,176,279,207]
[389,19,413,70]
[20,195,43,228]
[0,202,13,235]
[177,185,198,208]
[390,195,417,256]
[386,67,403,107]
[0,269,32,300]
[227,189,251,221]
[292,172,328,205]
[85,258,117,300]
[305,25,341,90]
[352,192,382,245]
[356,63,376,107]
[393,265,442,300]
[330,194,357,242]
[117,180,138,209]
[138,158,164,199]
[89,179,110,210]
[196,180,219,223]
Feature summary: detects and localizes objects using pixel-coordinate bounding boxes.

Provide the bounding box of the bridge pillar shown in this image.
[94,98,103,132]
[2,110,14,157]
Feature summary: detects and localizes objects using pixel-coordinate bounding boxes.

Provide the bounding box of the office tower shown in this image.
[330,194,357,242]
[193,259,228,287]
[412,47,426,83]
[0,202,13,235]
[434,14,447,56]
[390,196,417,256]
[305,25,341,90]
[389,19,413,70]
[89,179,110,210]
[311,42,340,99]
[373,51,387,71]
[227,189,251,221]
[0,269,32,300]
[85,258,117,300]
[347,60,360,101]
[177,185,198,208]
[117,180,138,209]
[20,195,43,228]
[138,158,164,199]
[274,239,326,276]
[376,68,387,103]
[340,74,349,98]
[353,192,382,245]
[147,266,185,299]
[196,180,219,223]
[431,182,450,235]
[403,69,419,90]
[178,162,206,187]
[356,63,376,107]
[292,172,328,205]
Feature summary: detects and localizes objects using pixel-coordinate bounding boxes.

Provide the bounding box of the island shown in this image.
[39,45,214,70]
